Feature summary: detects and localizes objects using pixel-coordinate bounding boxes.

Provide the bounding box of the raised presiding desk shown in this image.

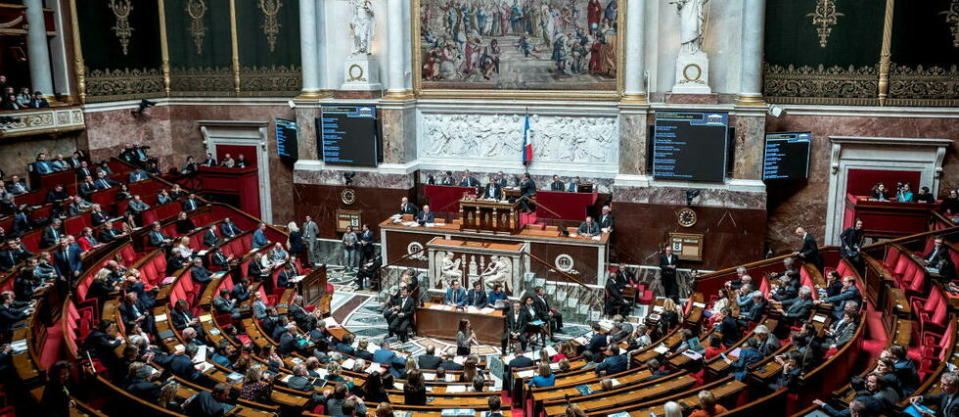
[380,212,609,287]
[417,302,504,345]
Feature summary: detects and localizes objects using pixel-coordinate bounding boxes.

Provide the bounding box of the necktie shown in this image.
[52,228,59,241]
[453,290,457,304]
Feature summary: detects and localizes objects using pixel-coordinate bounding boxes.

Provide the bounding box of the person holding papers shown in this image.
[416,205,435,224]
[488,283,508,310]
[583,322,608,360]
[445,280,467,306]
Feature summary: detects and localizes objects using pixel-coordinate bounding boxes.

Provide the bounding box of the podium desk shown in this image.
[380,218,609,287]
[416,302,504,345]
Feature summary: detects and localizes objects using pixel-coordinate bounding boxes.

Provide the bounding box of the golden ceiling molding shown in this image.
[186,0,208,54]
[258,0,282,53]
[807,0,843,48]
[108,0,135,55]
[942,0,959,48]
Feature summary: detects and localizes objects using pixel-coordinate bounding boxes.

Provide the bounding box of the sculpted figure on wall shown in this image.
[350,0,376,55]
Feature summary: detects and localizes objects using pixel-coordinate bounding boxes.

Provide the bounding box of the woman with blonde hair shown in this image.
[286,221,304,260]
[240,364,272,402]
[460,356,478,382]
[564,404,587,417]
[157,381,183,412]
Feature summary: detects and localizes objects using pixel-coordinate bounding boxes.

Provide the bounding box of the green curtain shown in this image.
[236,0,302,95]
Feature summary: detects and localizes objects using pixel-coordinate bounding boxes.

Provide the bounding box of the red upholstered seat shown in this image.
[883,246,900,270]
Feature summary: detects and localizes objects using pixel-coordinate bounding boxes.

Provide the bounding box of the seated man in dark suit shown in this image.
[183,382,231,417]
[0,239,32,272]
[42,219,64,249]
[502,301,529,352]
[908,371,958,417]
[171,300,202,336]
[202,226,220,247]
[169,344,202,382]
[444,280,467,306]
[482,177,503,200]
[718,307,742,348]
[740,291,767,323]
[212,288,240,319]
[416,205,435,223]
[924,237,956,281]
[418,345,443,370]
[147,222,172,248]
[466,281,487,308]
[504,346,535,390]
[577,216,600,237]
[458,170,480,188]
[594,345,627,374]
[778,286,814,320]
[814,275,862,320]
[583,322,608,360]
[565,177,581,192]
[549,175,564,191]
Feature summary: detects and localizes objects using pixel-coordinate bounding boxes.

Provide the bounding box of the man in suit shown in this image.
[592,205,614,232]
[252,223,269,249]
[127,195,150,215]
[220,217,242,239]
[531,286,563,335]
[128,167,148,183]
[659,245,679,302]
[251,291,268,320]
[482,177,503,200]
[418,345,443,369]
[388,287,415,342]
[504,346,534,390]
[201,153,217,167]
[119,292,154,333]
[6,176,26,195]
[577,216,600,237]
[278,323,302,354]
[183,194,202,212]
[595,345,627,374]
[466,281,487,307]
[202,226,220,247]
[53,239,82,283]
[75,161,94,181]
[440,170,456,185]
[795,227,823,272]
[184,384,231,417]
[372,340,407,377]
[169,344,202,382]
[28,91,49,108]
[840,219,866,269]
[583,322,608,359]
[79,176,97,197]
[11,208,31,236]
[502,301,529,352]
[717,307,741,347]
[724,337,764,381]
[740,291,767,323]
[42,219,64,248]
[213,288,239,319]
[604,273,627,317]
[416,205,435,223]
[148,222,172,248]
[924,237,956,281]
[93,171,117,190]
[0,239,32,272]
[302,215,320,267]
[99,222,124,243]
[358,224,374,263]
[171,300,201,334]
[909,373,957,417]
[276,263,298,289]
[90,204,111,226]
[445,280,467,306]
[459,170,479,187]
[399,197,418,215]
[779,286,814,320]
[565,177,581,192]
[549,175,564,191]
[33,153,52,175]
[190,258,213,284]
[815,275,862,319]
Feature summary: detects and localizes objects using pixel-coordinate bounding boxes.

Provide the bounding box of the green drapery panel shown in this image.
[236,0,302,95]
[166,0,234,95]
[887,0,959,106]
[78,0,164,102]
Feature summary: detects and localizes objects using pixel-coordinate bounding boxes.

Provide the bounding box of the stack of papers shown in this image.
[445,385,467,393]
[516,370,536,379]
[10,340,27,354]
[653,344,669,354]
[682,350,703,361]
[341,359,356,370]
[323,317,339,327]
[440,409,475,416]
[609,378,622,387]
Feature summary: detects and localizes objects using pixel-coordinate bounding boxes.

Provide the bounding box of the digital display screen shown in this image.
[318,105,379,167]
[275,118,298,161]
[652,111,729,182]
[763,132,811,181]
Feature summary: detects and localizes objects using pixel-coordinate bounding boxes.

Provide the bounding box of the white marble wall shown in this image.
[415,102,621,175]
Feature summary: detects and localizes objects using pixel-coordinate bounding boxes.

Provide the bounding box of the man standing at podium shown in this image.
[660,245,679,302]
[578,216,600,237]
[445,280,467,306]
[399,197,418,215]
[482,177,503,200]
[416,205,435,223]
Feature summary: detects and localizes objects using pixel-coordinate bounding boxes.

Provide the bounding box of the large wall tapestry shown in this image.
[78,0,164,102]
[166,0,234,95]
[763,0,884,105]
[887,0,959,106]
[413,0,621,98]
[236,0,302,96]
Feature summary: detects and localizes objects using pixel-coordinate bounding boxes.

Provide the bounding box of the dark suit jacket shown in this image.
[578,221,599,235]
[784,297,813,319]
[596,354,627,374]
[203,230,219,247]
[191,266,213,284]
[170,354,202,382]
[504,310,530,334]
[598,213,615,230]
[53,247,82,278]
[585,332,608,353]
[171,309,195,331]
[466,289,487,307]
[483,183,503,200]
[800,234,823,270]
[549,181,564,191]
[42,226,63,248]
[220,222,240,238]
[921,392,959,417]
[417,211,435,223]
[418,354,442,369]
[184,390,225,417]
[659,253,678,277]
[719,315,742,347]
[399,203,419,215]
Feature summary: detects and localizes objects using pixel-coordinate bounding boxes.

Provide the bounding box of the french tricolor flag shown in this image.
[522,112,533,166]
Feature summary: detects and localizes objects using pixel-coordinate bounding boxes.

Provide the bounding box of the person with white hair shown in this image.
[779,285,814,320]
[753,324,780,357]
[663,401,684,417]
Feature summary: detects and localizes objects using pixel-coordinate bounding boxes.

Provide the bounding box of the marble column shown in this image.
[25,0,53,98]
[732,110,766,180]
[298,0,321,97]
[384,0,412,99]
[736,0,766,106]
[622,0,647,104]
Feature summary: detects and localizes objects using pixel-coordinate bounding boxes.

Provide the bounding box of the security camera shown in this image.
[288,99,296,109]
[131,99,157,116]
[768,105,784,118]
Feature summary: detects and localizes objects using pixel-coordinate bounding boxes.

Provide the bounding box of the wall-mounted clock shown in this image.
[677,207,698,227]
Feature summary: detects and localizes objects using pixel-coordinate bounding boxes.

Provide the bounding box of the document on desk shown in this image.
[445,385,467,393]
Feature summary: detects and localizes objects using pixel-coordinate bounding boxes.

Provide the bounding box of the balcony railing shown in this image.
[0,105,85,139]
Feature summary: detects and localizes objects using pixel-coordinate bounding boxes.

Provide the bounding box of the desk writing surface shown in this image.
[416,303,504,345]
[542,374,697,416]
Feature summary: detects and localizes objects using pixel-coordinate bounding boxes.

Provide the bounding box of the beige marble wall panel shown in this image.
[618,111,649,175]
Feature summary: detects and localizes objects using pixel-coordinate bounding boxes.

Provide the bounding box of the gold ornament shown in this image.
[942,0,959,48]
[807,0,844,48]
[108,0,134,55]
[186,0,208,54]
[258,0,283,53]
